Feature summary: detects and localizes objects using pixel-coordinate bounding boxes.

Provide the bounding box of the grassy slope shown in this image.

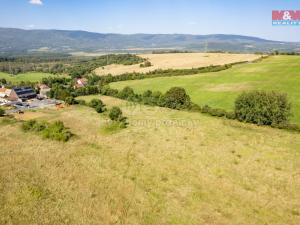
[0,72,61,83]
[110,56,300,124]
[0,96,299,225]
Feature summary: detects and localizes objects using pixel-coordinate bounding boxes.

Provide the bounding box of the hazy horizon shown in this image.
[0,26,297,43]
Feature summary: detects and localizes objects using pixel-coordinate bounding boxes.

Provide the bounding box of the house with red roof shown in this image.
[74,78,88,89]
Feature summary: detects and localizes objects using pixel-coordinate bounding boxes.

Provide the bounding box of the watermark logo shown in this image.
[272,10,300,26]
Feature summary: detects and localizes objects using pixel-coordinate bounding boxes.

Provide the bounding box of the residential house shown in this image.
[38,84,51,98]
[0,88,11,98]
[9,87,37,102]
[74,78,88,89]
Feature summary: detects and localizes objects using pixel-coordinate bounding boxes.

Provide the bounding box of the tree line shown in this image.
[0,54,145,76]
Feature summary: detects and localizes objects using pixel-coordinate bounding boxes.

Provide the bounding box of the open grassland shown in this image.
[95,53,262,76]
[111,56,300,124]
[0,72,63,83]
[1,96,300,225]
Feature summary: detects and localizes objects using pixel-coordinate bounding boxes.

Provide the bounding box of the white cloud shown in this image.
[29,0,43,5]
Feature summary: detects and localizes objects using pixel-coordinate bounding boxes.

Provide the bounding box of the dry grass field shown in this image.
[94,53,262,76]
[1,96,299,225]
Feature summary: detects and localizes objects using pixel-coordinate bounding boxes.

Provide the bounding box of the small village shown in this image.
[0,78,87,113]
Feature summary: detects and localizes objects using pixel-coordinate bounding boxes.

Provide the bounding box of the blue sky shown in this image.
[0,0,300,41]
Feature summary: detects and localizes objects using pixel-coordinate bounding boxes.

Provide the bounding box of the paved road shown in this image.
[5,99,62,114]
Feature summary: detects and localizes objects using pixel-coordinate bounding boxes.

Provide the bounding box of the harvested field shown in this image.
[95,53,263,76]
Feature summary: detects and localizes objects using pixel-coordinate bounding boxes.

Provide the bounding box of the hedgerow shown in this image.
[87,63,237,86]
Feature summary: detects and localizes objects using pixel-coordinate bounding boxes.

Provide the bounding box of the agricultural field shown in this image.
[0,96,299,225]
[0,71,63,83]
[111,55,300,124]
[95,53,262,76]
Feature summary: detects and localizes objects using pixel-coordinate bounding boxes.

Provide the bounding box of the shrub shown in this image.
[41,121,73,142]
[89,99,105,113]
[162,87,191,109]
[89,99,104,108]
[100,85,119,97]
[109,106,123,121]
[32,121,47,132]
[21,120,73,142]
[117,86,135,99]
[0,107,5,117]
[65,96,78,105]
[22,119,38,131]
[235,91,291,125]
[109,106,128,127]
[95,104,105,113]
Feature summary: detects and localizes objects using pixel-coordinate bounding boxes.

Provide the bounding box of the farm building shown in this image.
[9,87,37,101]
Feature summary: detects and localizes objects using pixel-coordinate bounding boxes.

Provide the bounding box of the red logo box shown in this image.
[272,10,300,20]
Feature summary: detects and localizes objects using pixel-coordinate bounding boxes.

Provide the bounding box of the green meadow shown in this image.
[110,56,300,124]
[0,72,62,83]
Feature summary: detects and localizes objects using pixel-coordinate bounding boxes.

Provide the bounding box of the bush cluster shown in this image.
[109,106,128,128]
[22,120,73,142]
[100,85,119,97]
[89,99,106,113]
[141,90,163,106]
[117,86,135,100]
[235,91,291,125]
[65,96,78,105]
[161,87,191,109]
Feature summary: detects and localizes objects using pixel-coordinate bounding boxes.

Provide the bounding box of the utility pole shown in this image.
[204,41,208,53]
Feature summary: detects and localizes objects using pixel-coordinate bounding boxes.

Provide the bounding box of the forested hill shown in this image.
[1,27,300,54]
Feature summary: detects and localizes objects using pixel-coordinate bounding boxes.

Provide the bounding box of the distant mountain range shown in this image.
[1,27,300,55]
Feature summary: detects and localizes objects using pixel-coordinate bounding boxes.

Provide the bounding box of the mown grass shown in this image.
[0,71,64,83]
[0,97,299,225]
[110,56,300,124]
